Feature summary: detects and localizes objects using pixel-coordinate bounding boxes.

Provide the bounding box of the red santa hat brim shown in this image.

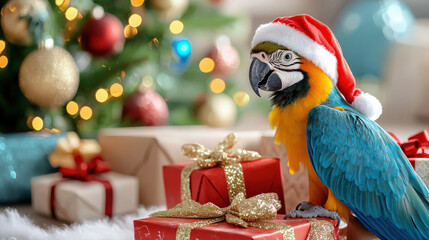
[251,22,338,84]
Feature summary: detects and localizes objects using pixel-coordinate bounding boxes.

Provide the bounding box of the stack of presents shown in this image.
[28,126,429,239]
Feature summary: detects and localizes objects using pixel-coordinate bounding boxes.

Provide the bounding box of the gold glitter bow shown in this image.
[151,192,297,240]
[182,133,261,168]
[151,192,281,227]
[181,133,261,202]
[49,132,101,168]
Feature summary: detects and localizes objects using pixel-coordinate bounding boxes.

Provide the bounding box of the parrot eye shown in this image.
[283,53,293,62]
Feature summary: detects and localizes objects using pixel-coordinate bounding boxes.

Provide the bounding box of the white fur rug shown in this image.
[0,206,163,240]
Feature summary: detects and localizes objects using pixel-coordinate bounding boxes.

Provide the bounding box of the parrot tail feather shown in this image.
[350,185,429,240]
[404,186,429,235]
[350,206,425,240]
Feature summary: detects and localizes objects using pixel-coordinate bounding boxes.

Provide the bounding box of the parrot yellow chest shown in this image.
[268,60,333,174]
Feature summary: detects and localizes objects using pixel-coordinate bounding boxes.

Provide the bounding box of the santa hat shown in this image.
[251,15,382,120]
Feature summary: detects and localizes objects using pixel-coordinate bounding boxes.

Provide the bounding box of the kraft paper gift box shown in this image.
[98,126,262,207]
[259,131,309,213]
[31,172,138,222]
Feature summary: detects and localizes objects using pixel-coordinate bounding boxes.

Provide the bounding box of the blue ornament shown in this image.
[334,0,414,81]
[171,36,192,72]
[0,132,65,203]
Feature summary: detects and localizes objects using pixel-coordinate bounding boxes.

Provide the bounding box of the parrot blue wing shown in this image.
[306,105,429,240]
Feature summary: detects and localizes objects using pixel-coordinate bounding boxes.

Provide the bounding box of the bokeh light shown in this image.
[32,117,43,131]
[128,14,142,27]
[210,78,225,93]
[172,37,191,60]
[131,0,144,7]
[124,25,138,38]
[92,6,104,19]
[55,0,70,12]
[0,40,5,54]
[110,83,123,97]
[142,75,154,89]
[0,56,8,68]
[26,116,33,129]
[80,106,93,120]
[95,88,108,103]
[199,57,215,73]
[66,101,79,115]
[169,20,184,34]
[65,7,78,21]
[156,73,174,90]
[56,0,70,11]
[233,91,250,106]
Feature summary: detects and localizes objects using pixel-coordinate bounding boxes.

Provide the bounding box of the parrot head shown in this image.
[249,41,328,108]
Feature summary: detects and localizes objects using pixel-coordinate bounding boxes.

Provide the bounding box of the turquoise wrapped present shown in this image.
[0,132,64,203]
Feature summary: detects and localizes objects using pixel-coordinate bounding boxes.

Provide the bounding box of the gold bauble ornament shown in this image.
[19,46,79,108]
[150,0,189,20]
[197,93,237,128]
[0,0,48,46]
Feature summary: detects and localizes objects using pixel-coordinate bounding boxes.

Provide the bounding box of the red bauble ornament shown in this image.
[122,89,169,126]
[207,44,240,77]
[80,13,125,57]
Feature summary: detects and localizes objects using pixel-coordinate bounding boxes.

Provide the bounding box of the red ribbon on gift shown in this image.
[50,154,113,219]
[389,130,429,158]
[59,153,110,180]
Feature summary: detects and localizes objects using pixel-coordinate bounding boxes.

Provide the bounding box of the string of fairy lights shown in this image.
[2,0,250,132]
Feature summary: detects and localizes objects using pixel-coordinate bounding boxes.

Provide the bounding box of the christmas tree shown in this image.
[0,0,255,137]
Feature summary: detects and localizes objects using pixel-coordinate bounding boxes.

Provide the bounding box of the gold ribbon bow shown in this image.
[49,132,101,168]
[152,192,280,227]
[151,192,296,240]
[182,133,261,169]
[181,133,261,202]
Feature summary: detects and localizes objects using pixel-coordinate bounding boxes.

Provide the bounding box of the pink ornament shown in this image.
[208,45,240,77]
[122,90,169,126]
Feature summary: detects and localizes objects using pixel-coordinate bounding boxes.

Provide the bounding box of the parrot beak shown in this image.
[249,58,282,97]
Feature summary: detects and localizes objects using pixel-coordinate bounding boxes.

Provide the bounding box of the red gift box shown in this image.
[389,130,429,186]
[134,215,339,240]
[163,158,286,214]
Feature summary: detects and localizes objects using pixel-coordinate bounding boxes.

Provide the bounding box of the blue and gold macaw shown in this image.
[249,15,429,239]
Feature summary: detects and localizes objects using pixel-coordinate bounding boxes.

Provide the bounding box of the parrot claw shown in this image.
[295,201,314,211]
[285,204,341,228]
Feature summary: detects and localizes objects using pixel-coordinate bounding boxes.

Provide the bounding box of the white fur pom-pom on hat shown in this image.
[351,92,383,121]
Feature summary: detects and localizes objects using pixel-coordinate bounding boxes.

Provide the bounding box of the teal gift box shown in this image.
[0,132,64,203]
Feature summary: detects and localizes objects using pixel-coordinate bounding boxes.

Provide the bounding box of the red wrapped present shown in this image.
[163,133,285,213]
[135,216,339,240]
[134,193,338,240]
[389,130,429,185]
[164,159,285,213]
